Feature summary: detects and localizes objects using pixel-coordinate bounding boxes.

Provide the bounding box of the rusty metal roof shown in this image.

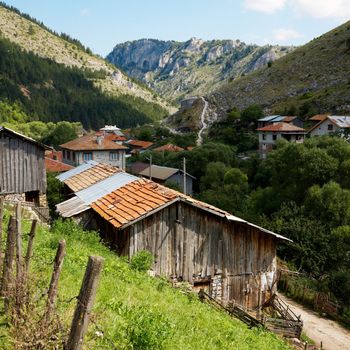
[328,116,350,128]
[90,178,291,242]
[63,163,121,192]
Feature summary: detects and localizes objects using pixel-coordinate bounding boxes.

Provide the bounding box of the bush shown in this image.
[130,250,154,272]
[124,306,172,349]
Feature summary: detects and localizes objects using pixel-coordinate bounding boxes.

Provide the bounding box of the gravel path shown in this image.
[280,294,350,350]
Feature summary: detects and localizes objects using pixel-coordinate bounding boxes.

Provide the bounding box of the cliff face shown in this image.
[164,21,350,135]
[107,38,293,101]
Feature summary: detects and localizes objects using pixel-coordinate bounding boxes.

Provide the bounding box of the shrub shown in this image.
[130,250,153,272]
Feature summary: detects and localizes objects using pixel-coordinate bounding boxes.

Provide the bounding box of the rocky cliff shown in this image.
[107,38,293,101]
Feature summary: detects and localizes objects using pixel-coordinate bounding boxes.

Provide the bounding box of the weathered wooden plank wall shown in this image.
[94,201,277,309]
[0,131,46,194]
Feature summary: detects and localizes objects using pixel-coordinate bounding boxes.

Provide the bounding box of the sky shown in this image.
[4,0,350,56]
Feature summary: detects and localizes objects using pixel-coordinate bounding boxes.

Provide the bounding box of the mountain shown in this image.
[107,38,293,101]
[166,21,350,132]
[0,3,175,128]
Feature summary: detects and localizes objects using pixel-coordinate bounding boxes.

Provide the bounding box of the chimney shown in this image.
[95,132,104,145]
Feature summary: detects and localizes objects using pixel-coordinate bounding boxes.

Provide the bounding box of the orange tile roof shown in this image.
[45,158,74,173]
[64,163,121,192]
[60,134,127,151]
[128,140,154,148]
[91,178,234,230]
[309,114,329,121]
[104,134,127,142]
[282,116,297,123]
[256,122,306,132]
[153,144,184,152]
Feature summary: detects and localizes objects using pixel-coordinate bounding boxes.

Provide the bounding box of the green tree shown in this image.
[240,105,263,123]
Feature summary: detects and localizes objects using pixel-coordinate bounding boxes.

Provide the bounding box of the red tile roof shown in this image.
[45,150,63,162]
[153,144,184,152]
[45,157,74,173]
[257,122,306,132]
[128,140,154,149]
[60,134,127,151]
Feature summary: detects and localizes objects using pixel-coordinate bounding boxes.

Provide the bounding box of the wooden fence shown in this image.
[0,200,104,349]
[279,271,340,318]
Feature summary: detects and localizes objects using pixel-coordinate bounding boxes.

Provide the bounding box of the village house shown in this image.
[60,132,127,169]
[153,143,184,152]
[257,115,304,129]
[308,115,350,137]
[257,122,306,159]
[56,162,290,310]
[0,126,49,206]
[137,164,195,195]
[126,140,154,155]
[45,150,73,173]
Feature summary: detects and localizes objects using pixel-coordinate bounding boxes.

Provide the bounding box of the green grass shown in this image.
[1,216,291,349]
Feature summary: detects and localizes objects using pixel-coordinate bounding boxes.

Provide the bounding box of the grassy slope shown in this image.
[1,217,291,349]
[0,4,175,115]
[209,20,350,116]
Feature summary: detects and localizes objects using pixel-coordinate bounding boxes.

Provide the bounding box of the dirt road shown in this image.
[280,294,350,350]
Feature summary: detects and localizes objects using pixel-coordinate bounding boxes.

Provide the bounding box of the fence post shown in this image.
[45,240,66,319]
[1,216,17,312]
[0,197,4,275]
[25,219,37,274]
[15,202,23,281]
[66,256,104,350]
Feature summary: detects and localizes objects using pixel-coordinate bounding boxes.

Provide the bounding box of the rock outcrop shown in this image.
[107,38,293,101]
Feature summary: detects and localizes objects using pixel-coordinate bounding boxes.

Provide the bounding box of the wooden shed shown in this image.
[0,126,49,206]
[82,178,290,310]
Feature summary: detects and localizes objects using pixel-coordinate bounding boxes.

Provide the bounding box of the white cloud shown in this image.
[274,28,302,42]
[243,0,287,14]
[80,8,89,16]
[293,0,350,19]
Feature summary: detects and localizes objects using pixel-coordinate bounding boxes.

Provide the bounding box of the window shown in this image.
[272,134,277,141]
[262,134,266,140]
[67,151,71,160]
[83,152,93,161]
[62,150,66,159]
[109,151,119,161]
[72,152,76,161]
[328,124,333,131]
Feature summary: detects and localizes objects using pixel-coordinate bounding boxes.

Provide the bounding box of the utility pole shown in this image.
[183,157,187,195]
[149,154,152,181]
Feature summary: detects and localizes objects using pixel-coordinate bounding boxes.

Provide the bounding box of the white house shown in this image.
[60,132,127,169]
[308,116,350,137]
[257,122,306,159]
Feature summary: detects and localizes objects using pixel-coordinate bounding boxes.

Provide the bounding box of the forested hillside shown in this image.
[0,3,174,114]
[0,37,167,129]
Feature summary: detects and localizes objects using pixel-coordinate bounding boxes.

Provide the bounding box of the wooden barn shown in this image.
[0,126,49,206]
[57,170,290,310]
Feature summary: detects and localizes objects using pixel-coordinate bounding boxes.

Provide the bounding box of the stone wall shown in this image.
[210,274,223,301]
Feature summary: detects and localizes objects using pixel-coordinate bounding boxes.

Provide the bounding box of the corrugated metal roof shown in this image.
[272,116,285,122]
[56,196,88,218]
[258,115,280,122]
[328,116,350,128]
[90,178,291,242]
[57,160,98,182]
[64,163,121,192]
[56,171,138,217]
[75,172,138,205]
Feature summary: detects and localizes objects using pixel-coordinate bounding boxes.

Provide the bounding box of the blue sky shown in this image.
[4,0,349,56]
